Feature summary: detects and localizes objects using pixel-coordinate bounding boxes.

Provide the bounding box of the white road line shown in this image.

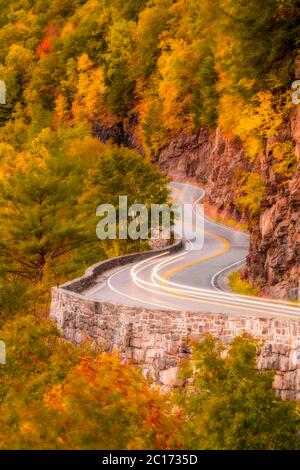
[107,265,178,311]
[101,181,300,318]
[211,259,247,291]
[127,247,296,312]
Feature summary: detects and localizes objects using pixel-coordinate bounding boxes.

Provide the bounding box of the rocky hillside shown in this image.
[157,129,245,220]
[246,106,300,299]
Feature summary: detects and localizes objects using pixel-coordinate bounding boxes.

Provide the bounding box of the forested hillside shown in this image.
[1,1,299,147]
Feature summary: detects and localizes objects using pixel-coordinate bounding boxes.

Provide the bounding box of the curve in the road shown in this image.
[84,182,300,319]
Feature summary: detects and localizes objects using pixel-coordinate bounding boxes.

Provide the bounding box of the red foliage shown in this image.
[36,38,52,58]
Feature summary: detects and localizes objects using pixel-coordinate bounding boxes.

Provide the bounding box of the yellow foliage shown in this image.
[272,140,297,179]
[219,90,292,160]
[61,21,75,38]
[55,93,70,126]
[235,171,265,217]
[73,53,106,122]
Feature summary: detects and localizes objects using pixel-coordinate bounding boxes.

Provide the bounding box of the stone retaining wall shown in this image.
[50,287,300,400]
[61,239,183,293]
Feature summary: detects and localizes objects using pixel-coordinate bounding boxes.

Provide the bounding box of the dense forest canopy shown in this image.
[0,0,298,234]
[0,0,299,143]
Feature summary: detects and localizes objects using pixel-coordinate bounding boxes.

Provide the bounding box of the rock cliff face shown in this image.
[93,114,144,155]
[156,112,300,300]
[245,107,300,299]
[157,128,248,221]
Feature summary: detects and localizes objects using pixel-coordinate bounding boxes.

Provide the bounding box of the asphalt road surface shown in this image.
[84,182,300,320]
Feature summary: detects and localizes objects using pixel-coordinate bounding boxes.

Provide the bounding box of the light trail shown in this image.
[99,182,300,320]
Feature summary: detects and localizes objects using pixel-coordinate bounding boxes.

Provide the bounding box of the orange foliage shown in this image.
[36,37,51,57]
[36,23,60,58]
[41,353,184,450]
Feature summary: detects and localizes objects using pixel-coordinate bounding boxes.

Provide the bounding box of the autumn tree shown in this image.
[218,0,300,94]
[34,354,182,450]
[0,128,169,283]
[72,53,106,122]
[0,315,182,450]
[0,127,99,285]
[134,0,172,83]
[83,143,170,257]
[235,172,266,219]
[0,314,85,449]
[0,44,34,124]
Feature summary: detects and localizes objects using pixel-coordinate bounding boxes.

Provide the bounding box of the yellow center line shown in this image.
[163,184,231,282]
[156,184,297,319]
[159,194,231,299]
[172,186,181,200]
[161,229,231,282]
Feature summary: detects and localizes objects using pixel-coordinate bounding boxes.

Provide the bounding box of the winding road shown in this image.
[84,182,300,320]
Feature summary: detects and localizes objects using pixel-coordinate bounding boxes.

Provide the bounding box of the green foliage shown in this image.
[0,0,299,137]
[0,314,87,448]
[113,0,148,21]
[104,18,136,116]
[141,95,169,155]
[180,335,300,450]
[219,0,299,93]
[0,126,169,287]
[0,126,96,284]
[0,0,299,451]
[1,317,299,450]
[92,145,169,208]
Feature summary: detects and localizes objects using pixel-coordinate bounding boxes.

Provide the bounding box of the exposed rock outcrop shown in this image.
[157,128,248,222]
[93,113,144,155]
[242,108,300,300]
[156,118,300,300]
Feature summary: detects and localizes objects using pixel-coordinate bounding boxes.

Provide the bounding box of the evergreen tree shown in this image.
[0,127,93,283]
